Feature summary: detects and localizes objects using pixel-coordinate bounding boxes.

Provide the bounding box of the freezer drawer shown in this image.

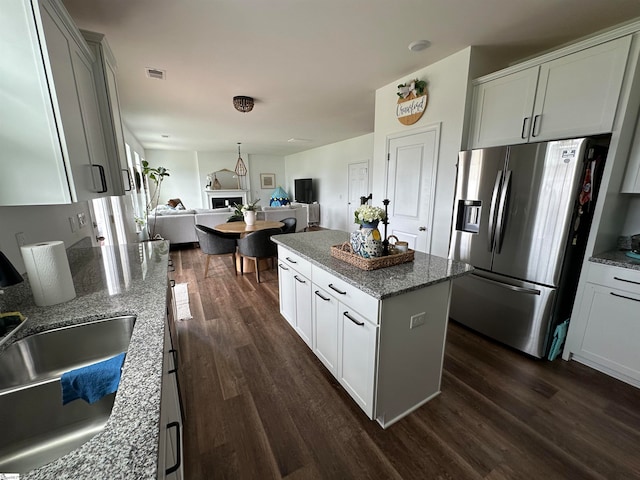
[449,271,557,358]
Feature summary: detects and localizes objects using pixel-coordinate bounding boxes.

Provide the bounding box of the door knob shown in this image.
[419,226,426,231]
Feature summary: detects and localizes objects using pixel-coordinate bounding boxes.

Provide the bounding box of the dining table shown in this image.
[213,220,284,273]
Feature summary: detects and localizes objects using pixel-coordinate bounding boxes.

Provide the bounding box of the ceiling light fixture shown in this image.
[234,143,247,177]
[233,96,254,113]
[408,40,431,52]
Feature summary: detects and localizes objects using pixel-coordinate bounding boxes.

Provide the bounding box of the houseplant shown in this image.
[141,160,170,239]
[241,198,260,226]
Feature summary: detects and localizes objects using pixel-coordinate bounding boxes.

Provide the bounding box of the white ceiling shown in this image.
[62,0,640,156]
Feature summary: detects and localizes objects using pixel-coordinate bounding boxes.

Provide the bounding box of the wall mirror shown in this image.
[208,168,241,189]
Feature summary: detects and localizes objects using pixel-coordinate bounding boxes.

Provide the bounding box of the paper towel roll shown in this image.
[20,241,76,306]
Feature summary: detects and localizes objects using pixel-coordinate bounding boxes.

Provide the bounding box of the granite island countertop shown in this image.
[271,230,473,299]
[590,250,640,271]
[0,241,170,479]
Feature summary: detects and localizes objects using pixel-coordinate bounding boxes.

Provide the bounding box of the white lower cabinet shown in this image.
[278,245,452,428]
[158,314,184,480]
[564,262,640,387]
[338,308,378,417]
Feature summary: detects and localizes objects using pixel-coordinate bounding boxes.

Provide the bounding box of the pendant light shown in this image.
[234,143,247,177]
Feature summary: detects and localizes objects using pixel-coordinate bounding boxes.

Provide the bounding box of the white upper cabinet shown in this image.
[468,36,632,149]
[83,31,130,195]
[0,0,116,205]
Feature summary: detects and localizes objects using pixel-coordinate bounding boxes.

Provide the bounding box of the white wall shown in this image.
[248,154,287,206]
[285,134,374,231]
[144,149,200,209]
[0,202,92,274]
[372,48,472,257]
[622,196,640,235]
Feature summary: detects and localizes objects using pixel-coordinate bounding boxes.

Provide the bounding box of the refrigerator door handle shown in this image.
[470,273,541,295]
[495,170,512,254]
[488,170,503,252]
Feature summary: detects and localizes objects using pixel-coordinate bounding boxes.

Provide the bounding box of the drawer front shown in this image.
[312,265,379,322]
[587,262,640,295]
[278,245,312,278]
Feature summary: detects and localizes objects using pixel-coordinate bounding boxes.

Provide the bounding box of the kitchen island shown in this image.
[0,240,172,479]
[271,230,473,428]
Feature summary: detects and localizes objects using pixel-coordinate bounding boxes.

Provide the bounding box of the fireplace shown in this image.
[205,189,249,209]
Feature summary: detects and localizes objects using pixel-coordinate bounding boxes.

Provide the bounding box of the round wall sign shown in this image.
[396,91,428,125]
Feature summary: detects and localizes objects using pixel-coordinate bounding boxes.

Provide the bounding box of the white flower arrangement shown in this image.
[354,205,386,225]
[241,198,260,212]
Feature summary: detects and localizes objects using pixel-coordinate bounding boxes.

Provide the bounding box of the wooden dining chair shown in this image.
[194,224,238,277]
[236,228,281,283]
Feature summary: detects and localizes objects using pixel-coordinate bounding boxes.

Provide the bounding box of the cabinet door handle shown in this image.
[613,276,640,286]
[286,257,297,263]
[610,292,640,303]
[531,114,541,137]
[92,164,108,193]
[169,279,175,287]
[168,265,176,272]
[169,348,178,368]
[328,284,347,295]
[165,421,182,474]
[314,290,331,301]
[521,117,530,139]
[294,275,306,284]
[278,264,289,271]
[344,311,364,326]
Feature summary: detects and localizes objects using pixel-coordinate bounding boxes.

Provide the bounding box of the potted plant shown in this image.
[141,161,170,239]
[353,205,386,229]
[241,199,260,226]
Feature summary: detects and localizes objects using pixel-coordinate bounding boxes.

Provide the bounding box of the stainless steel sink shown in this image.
[0,315,136,473]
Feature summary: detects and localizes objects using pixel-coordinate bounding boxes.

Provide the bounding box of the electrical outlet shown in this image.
[69,216,78,233]
[410,312,426,329]
[77,212,87,228]
[15,232,26,247]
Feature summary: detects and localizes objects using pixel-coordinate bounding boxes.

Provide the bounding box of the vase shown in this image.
[350,221,382,258]
[244,210,256,226]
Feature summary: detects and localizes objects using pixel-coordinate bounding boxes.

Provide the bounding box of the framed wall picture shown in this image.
[260,173,276,189]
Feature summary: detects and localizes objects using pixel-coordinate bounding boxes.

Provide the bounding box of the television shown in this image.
[294,178,314,204]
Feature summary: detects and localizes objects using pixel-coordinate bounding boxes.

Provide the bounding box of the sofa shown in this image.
[148,204,308,244]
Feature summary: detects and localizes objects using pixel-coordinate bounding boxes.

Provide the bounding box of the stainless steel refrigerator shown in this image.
[448,136,609,358]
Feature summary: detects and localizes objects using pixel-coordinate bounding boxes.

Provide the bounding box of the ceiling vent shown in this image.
[145,68,166,80]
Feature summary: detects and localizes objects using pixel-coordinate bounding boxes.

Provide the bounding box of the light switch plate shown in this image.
[410,312,426,329]
[77,212,87,228]
[69,216,78,233]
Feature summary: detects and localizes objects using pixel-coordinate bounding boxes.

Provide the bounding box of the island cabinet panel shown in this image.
[312,287,339,376]
[278,261,296,328]
[277,246,313,345]
[293,272,313,347]
[338,307,379,418]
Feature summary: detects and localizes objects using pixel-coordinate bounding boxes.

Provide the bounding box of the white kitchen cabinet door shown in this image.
[312,287,339,376]
[278,262,296,328]
[531,36,631,142]
[468,67,539,149]
[293,273,312,348]
[578,282,640,384]
[338,308,378,418]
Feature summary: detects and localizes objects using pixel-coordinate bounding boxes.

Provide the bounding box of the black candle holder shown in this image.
[382,199,390,256]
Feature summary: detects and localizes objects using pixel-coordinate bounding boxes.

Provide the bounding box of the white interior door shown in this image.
[385,126,439,253]
[347,161,369,229]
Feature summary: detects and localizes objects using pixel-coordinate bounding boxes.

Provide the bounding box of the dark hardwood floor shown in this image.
[170,246,640,479]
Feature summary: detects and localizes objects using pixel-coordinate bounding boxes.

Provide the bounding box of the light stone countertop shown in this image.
[590,250,640,271]
[1,240,170,479]
[271,230,473,299]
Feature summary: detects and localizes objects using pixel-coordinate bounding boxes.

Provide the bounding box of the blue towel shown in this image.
[61,352,126,405]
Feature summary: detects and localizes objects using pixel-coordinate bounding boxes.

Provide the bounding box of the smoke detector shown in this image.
[146,68,166,80]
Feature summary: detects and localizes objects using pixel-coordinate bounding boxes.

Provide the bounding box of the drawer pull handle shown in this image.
[328,284,347,295]
[294,275,306,284]
[169,279,175,287]
[610,292,640,303]
[344,311,364,326]
[278,264,289,271]
[314,290,330,301]
[613,276,640,286]
[286,257,297,263]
